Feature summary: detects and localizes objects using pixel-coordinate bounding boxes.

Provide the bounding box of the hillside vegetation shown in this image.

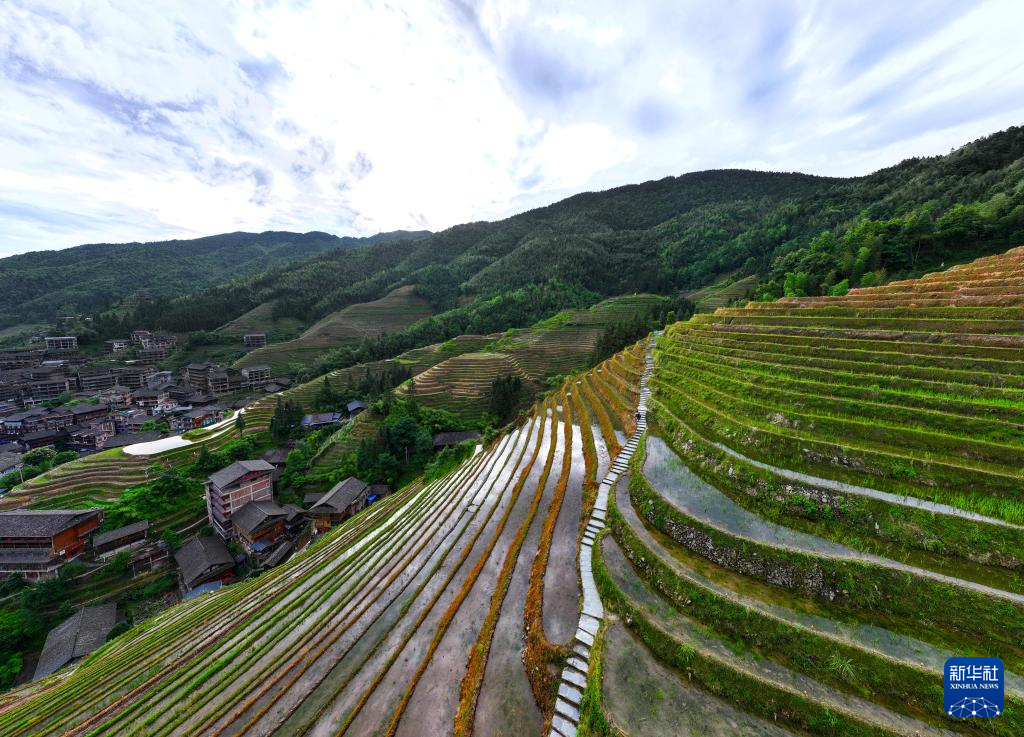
[0,343,647,736]
[591,246,1024,737]
[25,126,1024,356]
[233,286,434,371]
[0,230,427,330]
[6,250,1024,736]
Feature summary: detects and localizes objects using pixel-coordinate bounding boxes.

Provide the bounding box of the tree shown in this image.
[234,411,246,438]
[374,452,401,486]
[21,447,56,470]
[52,450,78,466]
[385,416,424,465]
[314,377,339,411]
[829,279,850,296]
[160,529,182,550]
[271,397,304,440]
[490,374,524,424]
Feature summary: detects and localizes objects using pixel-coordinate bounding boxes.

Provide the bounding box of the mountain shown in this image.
[0,229,429,329]
[6,248,1024,731]
[85,125,1024,347]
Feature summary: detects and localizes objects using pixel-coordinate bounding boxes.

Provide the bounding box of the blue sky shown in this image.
[1,0,1023,256]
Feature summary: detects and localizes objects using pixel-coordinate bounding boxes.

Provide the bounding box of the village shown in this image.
[0,418,402,682]
[0,328,281,470]
[0,325,427,683]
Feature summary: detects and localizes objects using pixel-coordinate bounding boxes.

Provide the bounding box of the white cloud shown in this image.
[0,0,1023,255]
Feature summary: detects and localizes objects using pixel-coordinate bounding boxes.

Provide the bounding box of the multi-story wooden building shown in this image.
[240,365,271,386]
[44,336,78,353]
[307,477,369,533]
[205,460,276,540]
[0,509,103,579]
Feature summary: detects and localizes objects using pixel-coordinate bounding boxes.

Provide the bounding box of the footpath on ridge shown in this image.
[546,332,658,737]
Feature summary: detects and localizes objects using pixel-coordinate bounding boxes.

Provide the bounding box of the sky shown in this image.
[1,1,1024,257]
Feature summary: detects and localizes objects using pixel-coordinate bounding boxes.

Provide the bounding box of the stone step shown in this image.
[555,697,581,723]
[559,681,583,706]
[552,714,578,737]
[563,667,587,689]
[567,655,588,672]
[579,613,601,635]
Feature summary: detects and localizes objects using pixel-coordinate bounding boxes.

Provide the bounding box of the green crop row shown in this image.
[652,407,1024,582]
[626,445,1024,663]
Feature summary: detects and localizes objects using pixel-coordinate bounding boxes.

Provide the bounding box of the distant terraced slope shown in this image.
[0,343,646,736]
[8,332,495,516]
[393,294,665,419]
[683,272,759,311]
[0,414,251,535]
[234,286,434,371]
[593,246,1024,737]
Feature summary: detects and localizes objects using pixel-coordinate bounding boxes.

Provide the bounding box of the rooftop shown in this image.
[0,509,101,539]
[310,477,368,514]
[232,500,288,535]
[174,536,234,589]
[208,459,275,489]
[92,520,149,549]
[33,604,117,680]
[300,412,342,427]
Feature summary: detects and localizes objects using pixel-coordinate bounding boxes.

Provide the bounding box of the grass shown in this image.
[234,286,434,371]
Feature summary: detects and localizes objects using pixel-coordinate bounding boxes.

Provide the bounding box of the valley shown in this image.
[0,125,1022,735]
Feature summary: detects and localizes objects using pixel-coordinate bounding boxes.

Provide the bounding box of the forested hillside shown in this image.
[7,126,1024,344]
[0,229,427,329]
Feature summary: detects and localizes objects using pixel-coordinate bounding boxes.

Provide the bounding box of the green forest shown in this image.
[4,126,1024,342]
[0,230,426,330]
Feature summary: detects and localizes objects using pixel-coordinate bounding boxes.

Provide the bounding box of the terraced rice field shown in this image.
[0,411,247,518]
[21,242,1024,736]
[394,295,665,420]
[235,286,434,371]
[591,247,1024,736]
[216,302,306,341]
[397,352,530,419]
[0,343,647,736]
[684,272,759,311]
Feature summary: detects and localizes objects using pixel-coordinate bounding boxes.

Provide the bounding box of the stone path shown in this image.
[547,333,657,737]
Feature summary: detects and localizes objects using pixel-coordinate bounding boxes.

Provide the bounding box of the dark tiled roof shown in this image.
[0,453,22,473]
[21,428,65,442]
[207,460,275,489]
[68,403,109,416]
[0,548,56,564]
[300,412,342,427]
[0,509,101,539]
[92,520,149,549]
[303,492,324,507]
[33,604,117,680]
[310,477,368,514]
[261,448,290,465]
[232,500,287,535]
[282,504,305,522]
[432,431,483,447]
[103,432,161,449]
[174,536,233,589]
[346,400,367,413]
